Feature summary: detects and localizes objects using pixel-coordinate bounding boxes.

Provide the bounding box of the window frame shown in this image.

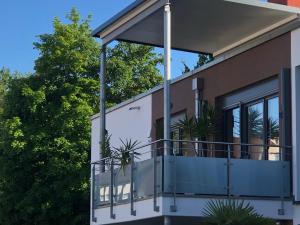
[223,93,279,160]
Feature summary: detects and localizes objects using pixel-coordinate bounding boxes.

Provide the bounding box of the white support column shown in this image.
[291,27,300,225]
[100,45,107,171]
[164,1,171,155]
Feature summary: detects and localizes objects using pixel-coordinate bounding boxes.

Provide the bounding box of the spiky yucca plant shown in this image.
[113,139,141,173]
[202,200,275,225]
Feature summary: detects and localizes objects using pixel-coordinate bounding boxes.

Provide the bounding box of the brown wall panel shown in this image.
[152,33,291,139]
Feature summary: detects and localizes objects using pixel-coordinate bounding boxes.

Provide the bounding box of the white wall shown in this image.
[95,198,162,225]
[91,94,152,164]
[291,27,300,225]
[93,196,293,225]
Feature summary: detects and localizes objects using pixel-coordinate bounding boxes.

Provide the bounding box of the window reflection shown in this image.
[226,107,241,158]
[247,102,264,160]
[267,97,280,161]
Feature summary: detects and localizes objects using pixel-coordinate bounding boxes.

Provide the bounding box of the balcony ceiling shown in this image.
[92,0,300,56]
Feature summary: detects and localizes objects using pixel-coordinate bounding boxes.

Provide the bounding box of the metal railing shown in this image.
[91,139,292,219]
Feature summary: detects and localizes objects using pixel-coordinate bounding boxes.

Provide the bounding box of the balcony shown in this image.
[91,140,291,224]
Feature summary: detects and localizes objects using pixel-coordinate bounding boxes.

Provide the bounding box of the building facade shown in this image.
[91,0,300,224]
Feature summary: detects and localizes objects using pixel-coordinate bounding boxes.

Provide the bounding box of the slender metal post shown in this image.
[227,144,232,198]
[279,147,285,215]
[110,159,115,219]
[163,1,171,155]
[100,45,107,172]
[170,153,177,212]
[164,216,172,225]
[91,164,97,222]
[195,89,200,156]
[130,153,136,216]
[153,148,160,212]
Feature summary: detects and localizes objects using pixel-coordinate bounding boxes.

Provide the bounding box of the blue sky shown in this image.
[0,0,198,78]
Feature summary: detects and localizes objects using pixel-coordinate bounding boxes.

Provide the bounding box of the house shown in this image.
[90,0,300,224]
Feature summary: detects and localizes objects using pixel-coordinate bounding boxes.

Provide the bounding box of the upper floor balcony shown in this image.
[91,139,292,225]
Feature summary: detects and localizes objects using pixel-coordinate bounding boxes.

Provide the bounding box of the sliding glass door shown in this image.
[247,101,264,160]
[246,97,280,160]
[267,97,280,160]
[225,96,279,160]
[226,107,241,158]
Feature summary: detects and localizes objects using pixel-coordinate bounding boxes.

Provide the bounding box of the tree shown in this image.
[0,68,14,117]
[202,200,275,225]
[0,8,163,225]
[181,53,214,74]
[106,42,163,106]
[195,53,214,69]
[181,61,191,74]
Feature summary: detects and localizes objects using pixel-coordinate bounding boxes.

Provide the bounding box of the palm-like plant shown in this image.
[175,104,217,156]
[113,139,141,173]
[99,133,113,171]
[102,133,112,158]
[176,104,217,141]
[247,107,264,138]
[202,200,275,225]
[177,115,197,141]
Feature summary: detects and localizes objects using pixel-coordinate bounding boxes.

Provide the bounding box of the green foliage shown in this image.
[202,200,275,225]
[0,8,163,225]
[0,69,9,117]
[34,8,100,83]
[106,42,163,106]
[176,103,217,141]
[182,53,214,74]
[195,53,214,69]
[102,133,112,159]
[0,68,18,117]
[0,75,94,225]
[113,139,140,173]
[181,61,191,74]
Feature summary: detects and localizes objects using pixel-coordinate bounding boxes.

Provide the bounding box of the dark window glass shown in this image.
[224,92,280,161]
[226,107,241,158]
[267,97,280,160]
[171,128,183,156]
[247,102,264,160]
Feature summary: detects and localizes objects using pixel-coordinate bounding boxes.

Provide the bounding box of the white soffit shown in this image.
[94,0,300,56]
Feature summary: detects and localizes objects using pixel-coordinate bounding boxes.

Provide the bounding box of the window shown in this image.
[225,96,280,160]
[267,97,280,160]
[226,107,241,158]
[247,101,264,160]
[171,127,184,156]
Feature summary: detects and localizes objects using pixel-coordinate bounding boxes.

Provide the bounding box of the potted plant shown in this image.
[113,138,140,174]
[175,103,217,157]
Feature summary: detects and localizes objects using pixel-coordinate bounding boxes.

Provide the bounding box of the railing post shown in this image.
[279,146,286,215]
[153,147,160,212]
[170,146,177,212]
[130,153,136,216]
[227,144,232,198]
[91,164,97,222]
[110,159,115,219]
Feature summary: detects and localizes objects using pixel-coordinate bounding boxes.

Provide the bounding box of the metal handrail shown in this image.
[91,139,292,164]
[92,139,292,222]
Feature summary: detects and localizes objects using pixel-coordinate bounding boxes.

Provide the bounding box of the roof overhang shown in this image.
[92,0,300,56]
